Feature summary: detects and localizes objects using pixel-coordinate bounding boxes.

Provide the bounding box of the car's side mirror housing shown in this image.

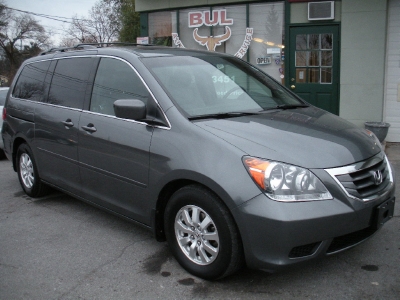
[114,99,146,121]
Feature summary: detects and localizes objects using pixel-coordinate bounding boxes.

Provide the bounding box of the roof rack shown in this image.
[40,44,97,55]
[40,42,156,56]
[76,42,156,47]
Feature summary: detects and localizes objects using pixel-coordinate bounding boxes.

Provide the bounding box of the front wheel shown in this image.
[16,143,49,197]
[164,185,244,280]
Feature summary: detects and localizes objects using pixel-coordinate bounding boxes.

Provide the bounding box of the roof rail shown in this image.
[40,44,97,55]
[40,42,157,56]
[75,42,156,47]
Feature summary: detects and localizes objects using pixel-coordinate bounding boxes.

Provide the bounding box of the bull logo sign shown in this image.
[172,9,253,59]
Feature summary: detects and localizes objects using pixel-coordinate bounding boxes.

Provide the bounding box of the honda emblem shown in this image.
[373,170,383,185]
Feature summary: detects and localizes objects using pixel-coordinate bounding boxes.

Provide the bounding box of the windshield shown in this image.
[142,55,304,117]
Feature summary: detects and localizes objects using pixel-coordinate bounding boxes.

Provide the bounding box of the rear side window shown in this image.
[12,61,51,101]
[48,57,93,109]
[90,57,151,116]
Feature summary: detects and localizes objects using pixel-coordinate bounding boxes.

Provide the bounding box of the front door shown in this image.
[289,25,339,114]
[78,57,154,224]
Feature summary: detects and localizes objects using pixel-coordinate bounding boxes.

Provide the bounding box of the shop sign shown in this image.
[136,37,149,44]
[193,26,232,52]
[267,48,281,54]
[172,9,253,58]
[256,56,272,65]
[188,10,233,27]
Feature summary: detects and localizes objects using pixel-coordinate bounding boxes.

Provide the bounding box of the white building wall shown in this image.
[384,0,400,142]
[339,0,387,128]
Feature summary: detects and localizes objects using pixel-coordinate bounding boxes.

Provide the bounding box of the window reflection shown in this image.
[13,61,51,101]
[295,51,307,66]
[308,34,319,50]
[296,34,307,50]
[294,33,333,84]
[48,58,93,109]
[90,58,150,116]
[321,68,332,83]
[321,34,333,49]
[309,68,319,83]
[309,51,319,66]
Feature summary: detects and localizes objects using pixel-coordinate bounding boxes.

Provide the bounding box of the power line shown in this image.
[3,5,91,24]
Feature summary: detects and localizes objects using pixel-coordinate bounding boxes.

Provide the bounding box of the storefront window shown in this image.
[178,7,210,50]
[149,11,176,46]
[212,5,247,54]
[148,2,285,81]
[249,3,285,82]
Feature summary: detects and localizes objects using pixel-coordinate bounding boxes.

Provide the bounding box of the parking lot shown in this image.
[0,144,399,299]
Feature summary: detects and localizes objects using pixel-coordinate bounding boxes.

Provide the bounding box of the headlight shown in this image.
[243,156,333,202]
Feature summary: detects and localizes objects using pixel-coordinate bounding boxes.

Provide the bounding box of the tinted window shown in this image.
[48,57,93,109]
[0,89,8,105]
[12,61,51,101]
[90,58,150,116]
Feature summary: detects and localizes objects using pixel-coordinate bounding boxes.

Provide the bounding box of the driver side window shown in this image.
[90,58,150,116]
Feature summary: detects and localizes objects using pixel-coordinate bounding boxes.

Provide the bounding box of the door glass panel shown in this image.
[321,51,332,66]
[309,51,319,66]
[293,33,333,84]
[295,51,307,66]
[309,68,320,83]
[321,68,332,83]
[308,34,320,49]
[321,34,333,49]
[296,34,307,50]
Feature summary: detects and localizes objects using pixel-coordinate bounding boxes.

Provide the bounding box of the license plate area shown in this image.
[374,198,395,229]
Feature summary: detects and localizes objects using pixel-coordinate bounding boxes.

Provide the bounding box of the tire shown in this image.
[164,185,244,280]
[16,143,49,197]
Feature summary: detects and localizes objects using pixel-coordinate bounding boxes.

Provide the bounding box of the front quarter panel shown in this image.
[148,107,262,212]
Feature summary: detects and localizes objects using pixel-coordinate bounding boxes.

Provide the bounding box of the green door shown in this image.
[289,25,339,114]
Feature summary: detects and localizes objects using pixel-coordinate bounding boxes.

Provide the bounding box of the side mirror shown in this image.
[114,99,146,121]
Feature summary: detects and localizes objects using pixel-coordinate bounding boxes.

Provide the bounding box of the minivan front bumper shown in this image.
[233,154,396,272]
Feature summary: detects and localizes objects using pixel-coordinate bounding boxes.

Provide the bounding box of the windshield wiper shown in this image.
[188,112,259,121]
[275,104,309,110]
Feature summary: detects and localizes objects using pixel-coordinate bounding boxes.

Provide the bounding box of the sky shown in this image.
[6,0,99,46]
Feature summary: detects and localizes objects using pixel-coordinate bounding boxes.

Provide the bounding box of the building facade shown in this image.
[135,0,400,142]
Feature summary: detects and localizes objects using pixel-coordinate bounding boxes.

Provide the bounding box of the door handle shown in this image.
[62,119,74,128]
[82,124,97,133]
[290,85,296,90]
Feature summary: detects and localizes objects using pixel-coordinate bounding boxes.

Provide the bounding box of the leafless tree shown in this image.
[0,1,49,81]
[66,0,121,44]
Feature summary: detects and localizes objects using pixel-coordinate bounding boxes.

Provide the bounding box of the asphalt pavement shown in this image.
[0,143,399,299]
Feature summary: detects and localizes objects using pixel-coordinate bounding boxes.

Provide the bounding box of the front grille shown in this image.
[326,226,377,254]
[326,153,393,201]
[289,242,321,258]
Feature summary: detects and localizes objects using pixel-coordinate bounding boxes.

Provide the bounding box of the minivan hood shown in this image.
[195,107,381,169]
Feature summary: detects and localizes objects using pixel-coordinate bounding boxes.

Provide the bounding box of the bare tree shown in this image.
[0,1,49,81]
[66,0,121,44]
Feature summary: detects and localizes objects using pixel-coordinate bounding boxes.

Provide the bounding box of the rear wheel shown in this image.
[16,143,49,197]
[164,185,243,280]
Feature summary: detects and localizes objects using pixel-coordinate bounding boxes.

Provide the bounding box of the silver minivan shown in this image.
[1,44,395,279]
